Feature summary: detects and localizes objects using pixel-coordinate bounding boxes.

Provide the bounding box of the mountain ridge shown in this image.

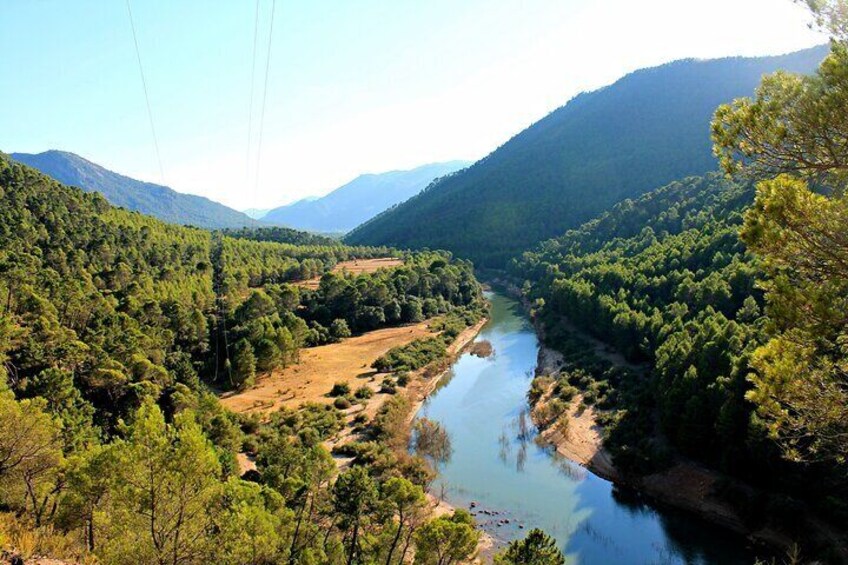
[262,160,470,233]
[10,149,259,229]
[346,44,829,266]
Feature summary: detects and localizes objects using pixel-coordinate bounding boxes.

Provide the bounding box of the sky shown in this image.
[0,0,827,210]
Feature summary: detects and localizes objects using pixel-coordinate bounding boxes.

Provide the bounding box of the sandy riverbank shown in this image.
[531,341,848,558]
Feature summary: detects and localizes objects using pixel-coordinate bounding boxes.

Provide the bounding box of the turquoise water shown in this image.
[416,292,761,564]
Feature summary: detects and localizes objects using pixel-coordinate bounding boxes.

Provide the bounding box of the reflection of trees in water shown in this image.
[497,407,536,473]
[498,430,511,464]
[544,447,585,481]
[609,485,652,518]
[426,368,456,399]
[606,485,761,564]
[516,440,527,472]
[411,418,453,469]
[577,521,623,557]
[517,409,530,441]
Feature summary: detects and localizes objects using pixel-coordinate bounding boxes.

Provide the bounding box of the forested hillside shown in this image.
[11,150,259,229]
[347,46,828,266]
[0,154,488,563]
[512,30,848,551]
[221,225,341,246]
[512,174,763,461]
[513,171,848,544]
[262,161,470,233]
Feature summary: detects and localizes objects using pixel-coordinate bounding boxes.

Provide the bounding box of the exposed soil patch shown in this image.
[297,257,404,289]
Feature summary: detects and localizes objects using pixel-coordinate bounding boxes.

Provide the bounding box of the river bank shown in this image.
[404,317,496,563]
[485,275,838,558]
[415,291,763,563]
[531,324,848,561]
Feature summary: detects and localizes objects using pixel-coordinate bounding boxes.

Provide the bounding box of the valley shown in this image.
[415,292,761,562]
[2,2,848,563]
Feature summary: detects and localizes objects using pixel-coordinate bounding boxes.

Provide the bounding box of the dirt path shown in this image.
[297,257,403,289]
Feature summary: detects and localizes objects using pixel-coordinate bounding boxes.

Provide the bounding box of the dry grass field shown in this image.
[297,257,403,289]
[220,319,434,414]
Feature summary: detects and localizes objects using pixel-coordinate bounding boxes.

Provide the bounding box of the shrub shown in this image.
[330,318,351,340]
[334,396,352,410]
[372,395,410,444]
[329,382,351,397]
[528,376,553,403]
[242,436,258,454]
[373,337,446,372]
[355,385,373,400]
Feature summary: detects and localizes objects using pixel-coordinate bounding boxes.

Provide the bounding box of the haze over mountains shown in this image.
[346,45,829,267]
[261,161,470,233]
[10,150,259,229]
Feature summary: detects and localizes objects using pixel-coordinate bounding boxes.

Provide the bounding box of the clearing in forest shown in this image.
[219,319,434,414]
[297,257,403,289]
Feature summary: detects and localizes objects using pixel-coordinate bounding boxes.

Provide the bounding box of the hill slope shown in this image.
[346,45,828,266]
[513,173,759,462]
[263,161,470,232]
[11,150,258,229]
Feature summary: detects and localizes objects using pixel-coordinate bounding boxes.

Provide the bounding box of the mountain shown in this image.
[346,45,828,267]
[262,161,470,233]
[242,207,272,219]
[512,172,758,463]
[11,150,258,229]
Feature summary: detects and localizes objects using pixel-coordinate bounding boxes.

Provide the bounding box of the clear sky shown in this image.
[1,0,826,210]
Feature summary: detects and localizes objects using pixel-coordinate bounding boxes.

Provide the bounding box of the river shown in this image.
[415,292,762,564]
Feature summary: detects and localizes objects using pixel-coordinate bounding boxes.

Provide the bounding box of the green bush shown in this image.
[333,396,352,410]
[373,337,446,372]
[354,385,373,400]
[329,382,351,397]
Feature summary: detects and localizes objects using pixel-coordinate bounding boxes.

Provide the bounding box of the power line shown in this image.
[254,0,277,195]
[125,0,165,185]
[246,0,260,201]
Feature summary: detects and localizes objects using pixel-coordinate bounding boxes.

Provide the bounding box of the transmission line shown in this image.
[125,0,165,185]
[246,0,260,199]
[254,0,277,195]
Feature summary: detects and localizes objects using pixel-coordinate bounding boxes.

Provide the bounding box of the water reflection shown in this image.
[498,430,510,464]
[416,292,759,564]
[410,417,453,469]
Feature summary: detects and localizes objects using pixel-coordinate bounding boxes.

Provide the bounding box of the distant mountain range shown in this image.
[346,45,829,267]
[242,208,273,219]
[11,150,258,229]
[261,161,470,233]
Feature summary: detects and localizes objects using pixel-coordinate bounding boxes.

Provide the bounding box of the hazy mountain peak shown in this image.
[261,160,471,233]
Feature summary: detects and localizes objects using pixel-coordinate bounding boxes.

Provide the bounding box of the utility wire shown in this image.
[254,0,277,195]
[246,0,260,201]
[126,0,165,185]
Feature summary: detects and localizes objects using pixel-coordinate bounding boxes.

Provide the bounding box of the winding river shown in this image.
[416,292,762,564]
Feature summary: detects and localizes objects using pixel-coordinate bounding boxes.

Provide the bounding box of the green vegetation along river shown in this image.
[416,292,763,564]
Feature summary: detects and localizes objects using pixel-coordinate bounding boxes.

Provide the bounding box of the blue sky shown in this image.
[1,0,825,210]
